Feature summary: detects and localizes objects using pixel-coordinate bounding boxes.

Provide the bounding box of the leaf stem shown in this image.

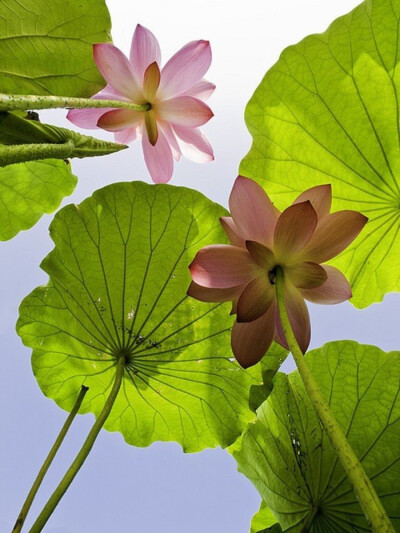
[0,94,150,113]
[275,266,395,533]
[0,141,75,166]
[12,386,88,533]
[28,356,125,533]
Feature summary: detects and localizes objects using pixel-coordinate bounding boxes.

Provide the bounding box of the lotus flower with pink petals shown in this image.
[188,177,368,368]
[67,24,215,183]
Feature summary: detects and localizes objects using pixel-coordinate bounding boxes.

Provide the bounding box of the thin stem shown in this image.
[0,140,75,166]
[28,357,125,533]
[12,386,88,533]
[275,266,395,533]
[0,94,150,113]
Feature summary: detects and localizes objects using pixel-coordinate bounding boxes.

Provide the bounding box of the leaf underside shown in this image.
[17,181,276,452]
[240,0,400,308]
[231,341,400,532]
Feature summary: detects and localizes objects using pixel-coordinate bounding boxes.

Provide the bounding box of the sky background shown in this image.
[1,0,399,531]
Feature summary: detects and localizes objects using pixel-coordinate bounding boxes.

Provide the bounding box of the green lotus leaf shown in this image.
[231,341,400,531]
[250,501,281,533]
[17,181,269,452]
[0,111,126,166]
[249,343,288,412]
[0,0,111,97]
[0,159,76,241]
[240,0,400,307]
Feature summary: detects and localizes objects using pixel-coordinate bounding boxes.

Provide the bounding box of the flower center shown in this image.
[268,265,280,285]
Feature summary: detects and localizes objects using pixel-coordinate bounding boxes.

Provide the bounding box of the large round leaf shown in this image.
[240,0,400,308]
[0,159,76,241]
[231,341,400,531]
[0,0,111,97]
[17,181,265,452]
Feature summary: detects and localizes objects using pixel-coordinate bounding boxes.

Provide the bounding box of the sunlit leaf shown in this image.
[17,181,268,451]
[249,343,288,412]
[0,0,111,96]
[231,341,400,531]
[240,0,400,307]
[0,159,76,241]
[250,501,281,533]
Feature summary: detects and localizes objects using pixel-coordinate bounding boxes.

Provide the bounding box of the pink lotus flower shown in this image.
[188,177,368,368]
[67,24,215,183]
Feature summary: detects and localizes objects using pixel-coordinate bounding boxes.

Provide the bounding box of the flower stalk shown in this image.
[28,356,125,533]
[275,266,395,533]
[12,386,88,533]
[0,93,150,113]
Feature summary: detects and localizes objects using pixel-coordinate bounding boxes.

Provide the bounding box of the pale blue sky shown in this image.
[2,0,399,531]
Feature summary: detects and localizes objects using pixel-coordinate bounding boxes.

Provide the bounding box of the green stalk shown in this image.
[0,140,75,166]
[28,356,125,533]
[0,94,150,113]
[12,386,88,533]
[275,266,395,533]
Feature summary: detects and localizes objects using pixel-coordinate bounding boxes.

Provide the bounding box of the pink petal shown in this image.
[142,129,174,183]
[245,241,275,270]
[159,121,181,161]
[97,109,143,132]
[276,282,310,354]
[285,261,327,289]
[187,281,244,303]
[143,62,161,102]
[189,245,260,289]
[274,201,317,260]
[229,176,280,249]
[301,210,368,263]
[156,96,213,127]
[231,302,277,368]
[219,217,246,247]
[93,83,130,101]
[236,275,275,322]
[67,108,111,129]
[292,185,332,221]
[130,24,161,81]
[173,125,214,163]
[301,265,352,304]
[181,78,215,100]
[94,43,142,101]
[114,127,138,144]
[274,319,289,351]
[67,83,132,128]
[160,40,212,99]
